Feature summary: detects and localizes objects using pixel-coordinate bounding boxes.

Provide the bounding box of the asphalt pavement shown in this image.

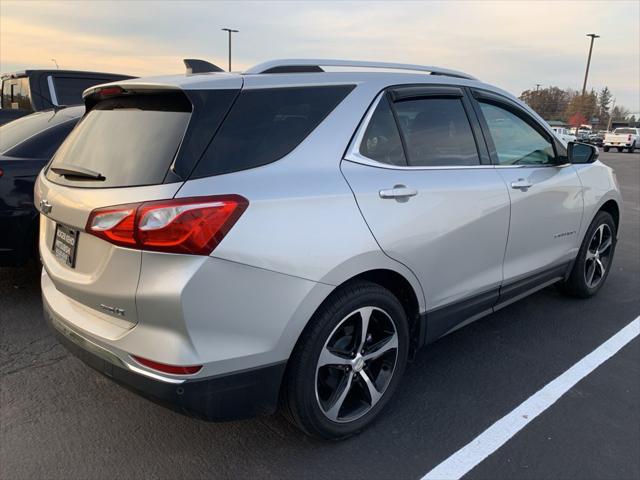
[1,151,638,480]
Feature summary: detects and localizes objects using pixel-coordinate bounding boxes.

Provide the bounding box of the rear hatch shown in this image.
[37,79,241,328]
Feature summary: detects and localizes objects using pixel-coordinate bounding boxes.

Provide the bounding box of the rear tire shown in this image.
[281,280,409,440]
[628,143,636,153]
[603,147,610,152]
[617,147,623,152]
[560,211,617,298]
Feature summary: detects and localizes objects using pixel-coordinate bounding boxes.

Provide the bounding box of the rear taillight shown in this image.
[629,135,633,141]
[86,195,248,255]
[131,355,202,375]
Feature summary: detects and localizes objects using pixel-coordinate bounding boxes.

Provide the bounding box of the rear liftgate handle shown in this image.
[379,185,418,202]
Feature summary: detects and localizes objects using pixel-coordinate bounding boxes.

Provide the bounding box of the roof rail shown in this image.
[244,59,477,80]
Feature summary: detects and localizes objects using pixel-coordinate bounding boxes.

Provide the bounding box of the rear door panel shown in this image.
[341,161,510,311]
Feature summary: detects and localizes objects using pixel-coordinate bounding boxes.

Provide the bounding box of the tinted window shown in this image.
[479,102,555,165]
[613,128,636,134]
[53,77,116,106]
[0,106,83,153]
[47,93,191,188]
[192,85,354,178]
[359,95,406,166]
[1,78,32,110]
[4,120,77,159]
[394,98,479,167]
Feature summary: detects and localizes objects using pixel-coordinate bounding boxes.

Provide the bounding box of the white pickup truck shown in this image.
[603,127,639,153]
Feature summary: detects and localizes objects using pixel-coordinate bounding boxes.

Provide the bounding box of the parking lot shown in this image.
[1,151,638,480]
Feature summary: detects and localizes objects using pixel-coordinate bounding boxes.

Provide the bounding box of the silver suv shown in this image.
[36,59,621,439]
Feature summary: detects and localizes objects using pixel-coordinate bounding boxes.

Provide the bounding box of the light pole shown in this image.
[221,28,239,72]
[535,83,541,91]
[581,33,600,97]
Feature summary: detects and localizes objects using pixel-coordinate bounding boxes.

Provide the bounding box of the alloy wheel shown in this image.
[585,224,613,288]
[315,306,399,423]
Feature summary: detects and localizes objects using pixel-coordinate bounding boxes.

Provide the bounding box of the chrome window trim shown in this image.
[47,75,59,106]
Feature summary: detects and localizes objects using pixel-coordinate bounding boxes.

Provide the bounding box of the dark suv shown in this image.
[0,70,133,125]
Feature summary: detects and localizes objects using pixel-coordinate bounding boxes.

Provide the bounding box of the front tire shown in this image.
[281,281,409,440]
[560,211,617,298]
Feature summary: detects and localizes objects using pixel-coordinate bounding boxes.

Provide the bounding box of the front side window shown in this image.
[359,95,406,166]
[393,98,480,167]
[479,102,555,166]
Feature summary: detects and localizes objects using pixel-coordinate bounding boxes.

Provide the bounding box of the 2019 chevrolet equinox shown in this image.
[35,59,621,439]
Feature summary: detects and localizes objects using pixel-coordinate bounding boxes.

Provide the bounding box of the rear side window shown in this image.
[394,98,480,167]
[53,77,115,106]
[191,85,354,178]
[46,92,191,188]
[1,78,32,110]
[359,95,406,166]
[4,120,77,159]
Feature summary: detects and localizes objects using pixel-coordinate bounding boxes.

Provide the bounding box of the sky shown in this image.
[1,0,638,112]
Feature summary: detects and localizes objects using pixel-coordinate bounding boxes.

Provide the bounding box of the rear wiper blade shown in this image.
[50,164,105,180]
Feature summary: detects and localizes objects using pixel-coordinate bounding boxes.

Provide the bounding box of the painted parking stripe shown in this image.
[422,315,640,480]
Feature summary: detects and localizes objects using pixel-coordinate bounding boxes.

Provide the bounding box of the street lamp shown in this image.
[221,28,239,72]
[581,33,600,97]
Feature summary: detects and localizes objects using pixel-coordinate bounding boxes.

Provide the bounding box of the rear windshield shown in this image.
[46,92,191,188]
[613,128,636,134]
[0,106,83,153]
[191,85,354,178]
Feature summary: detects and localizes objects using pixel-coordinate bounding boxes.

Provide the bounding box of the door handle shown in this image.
[379,185,418,200]
[510,179,532,190]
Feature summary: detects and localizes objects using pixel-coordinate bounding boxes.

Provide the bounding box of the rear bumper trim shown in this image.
[44,300,287,420]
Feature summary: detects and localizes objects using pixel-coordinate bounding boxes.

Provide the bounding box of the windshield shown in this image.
[46,92,191,188]
[0,106,83,153]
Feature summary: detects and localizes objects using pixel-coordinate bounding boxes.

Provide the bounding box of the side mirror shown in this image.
[568,141,598,164]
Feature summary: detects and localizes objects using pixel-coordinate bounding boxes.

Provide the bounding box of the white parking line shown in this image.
[422,316,640,480]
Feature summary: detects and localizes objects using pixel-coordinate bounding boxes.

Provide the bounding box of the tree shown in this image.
[564,89,597,125]
[598,86,612,127]
[519,86,571,121]
[568,112,588,128]
[611,105,631,121]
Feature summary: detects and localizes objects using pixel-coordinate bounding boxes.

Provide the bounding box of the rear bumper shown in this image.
[44,297,286,421]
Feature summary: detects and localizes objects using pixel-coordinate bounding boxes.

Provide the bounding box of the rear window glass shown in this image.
[0,106,83,153]
[613,128,636,134]
[191,85,354,178]
[53,77,115,106]
[46,92,191,188]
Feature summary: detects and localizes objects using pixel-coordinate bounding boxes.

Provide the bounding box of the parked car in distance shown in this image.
[0,70,133,125]
[587,131,605,147]
[603,127,639,152]
[36,59,621,439]
[550,126,576,146]
[0,106,83,266]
